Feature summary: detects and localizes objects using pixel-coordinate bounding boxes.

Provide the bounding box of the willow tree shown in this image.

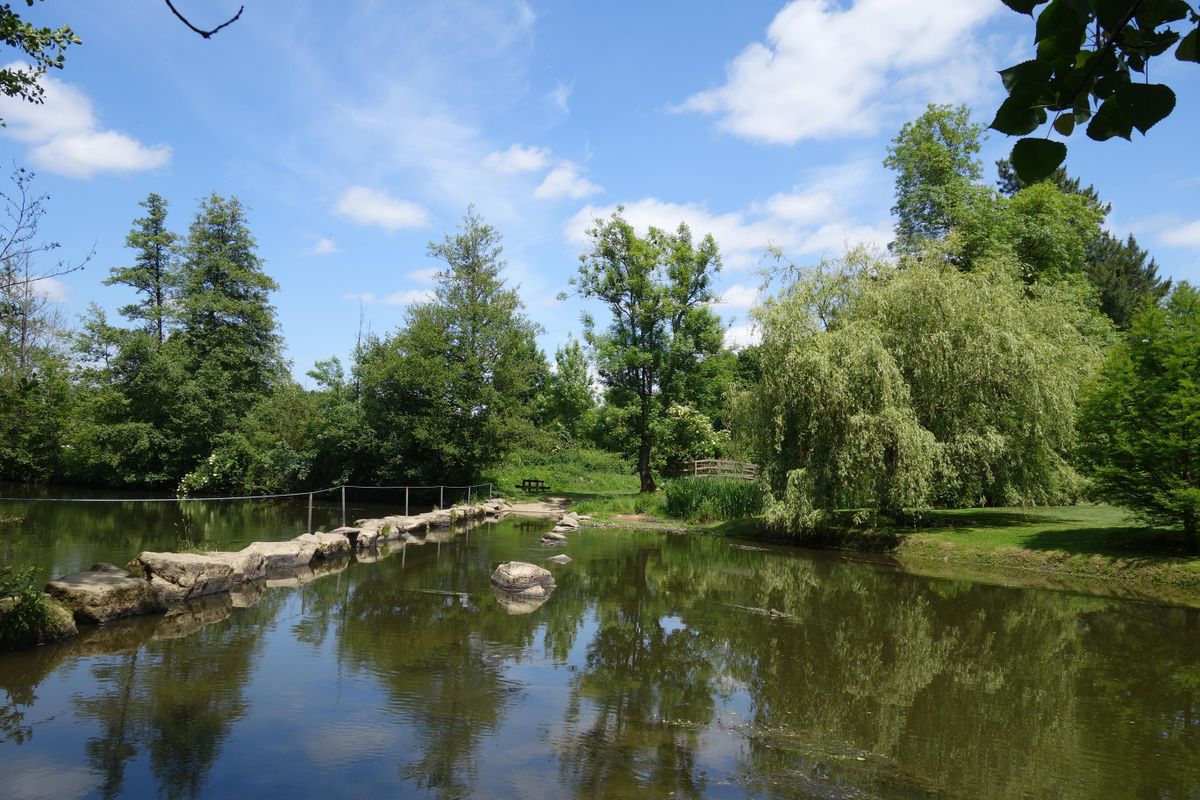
[740,245,1111,530]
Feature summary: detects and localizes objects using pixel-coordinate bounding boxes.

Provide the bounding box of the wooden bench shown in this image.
[516,478,549,493]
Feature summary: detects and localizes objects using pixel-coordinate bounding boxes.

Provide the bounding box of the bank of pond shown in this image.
[0,499,1198,799]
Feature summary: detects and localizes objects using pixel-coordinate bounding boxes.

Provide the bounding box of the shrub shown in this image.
[664,478,768,522]
[0,565,50,649]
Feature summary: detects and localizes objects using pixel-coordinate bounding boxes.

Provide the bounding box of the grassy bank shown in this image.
[482,446,639,499]
[892,505,1200,597]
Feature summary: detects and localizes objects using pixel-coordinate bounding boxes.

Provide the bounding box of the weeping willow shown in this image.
[739,246,1112,529]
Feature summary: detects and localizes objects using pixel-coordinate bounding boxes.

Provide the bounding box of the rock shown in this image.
[125,552,236,603]
[491,584,552,615]
[355,527,381,550]
[207,547,267,583]
[243,538,319,571]
[229,580,265,608]
[153,593,233,640]
[0,595,78,649]
[296,531,351,559]
[546,554,572,564]
[558,512,581,530]
[551,525,572,534]
[542,531,567,542]
[328,526,360,545]
[46,563,166,624]
[490,561,555,594]
[265,565,315,589]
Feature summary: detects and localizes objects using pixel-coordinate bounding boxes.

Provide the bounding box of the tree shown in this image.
[0,2,79,121]
[538,336,596,441]
[992,1,1199,183]
[1,167,89,292]
[996,158,1170,328]
[1078,283,1200,551]
[574,210,722,492]
[359,208,545,483]
[105,193,178,345]
[883,104,987,253]
[740,245,1111,529]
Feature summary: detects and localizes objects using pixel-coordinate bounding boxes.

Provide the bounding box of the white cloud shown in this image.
[714,283,760,310]
[548,80,572,115]
[343,292,377,304]
[1160,219,1200,249]
[408,267,440,283]
[724,322,761,350]
[535,163,602,200]
[335,186,431,231]
[0,61,171,178]
[675,0,996,144]
[32,277,69,303]
[307,237,339,256]
[565,163,893,272]
[483,143,551,174]
[383,288,436,305]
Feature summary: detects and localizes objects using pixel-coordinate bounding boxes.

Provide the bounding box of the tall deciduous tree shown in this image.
[883,104,987,254]
[538,337,596,441]
[105,192,178,345]
[1078,283,1200,551]
[359,209,544,483]
[574,210,722,492]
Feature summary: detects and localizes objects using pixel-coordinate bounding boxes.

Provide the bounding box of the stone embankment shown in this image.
[5,498,514,651]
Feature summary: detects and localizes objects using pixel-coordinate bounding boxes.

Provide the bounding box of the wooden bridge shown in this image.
[671,459,760,481]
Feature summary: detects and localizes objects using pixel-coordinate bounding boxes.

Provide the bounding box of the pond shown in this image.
[1,500,1198,799]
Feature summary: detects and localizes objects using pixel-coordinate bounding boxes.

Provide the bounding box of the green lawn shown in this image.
[481,445,640,500]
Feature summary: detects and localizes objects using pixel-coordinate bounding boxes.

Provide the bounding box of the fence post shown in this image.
[405,486,409,517]
[341,485,346,527]
[488,483,493,499]
[468,485,472,505]
[307,492,314,533]
[440,486,444,509]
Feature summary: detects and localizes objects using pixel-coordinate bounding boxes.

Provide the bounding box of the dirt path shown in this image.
[506,496,570,516]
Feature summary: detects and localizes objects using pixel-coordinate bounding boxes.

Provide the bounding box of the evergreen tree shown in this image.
[104,193,178,345]
[359,209,545,483]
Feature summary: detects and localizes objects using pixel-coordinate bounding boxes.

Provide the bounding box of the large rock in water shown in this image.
[491,584,552,615]
[0,595,78,649]
[490,561,555,597]
[206,547,267,583]
[46,563,166,624]
[295,531,351,559]
[125,552,236,603]
[242,538,319,571]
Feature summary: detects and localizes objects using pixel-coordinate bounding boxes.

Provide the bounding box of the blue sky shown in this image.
[3,1,1198,382]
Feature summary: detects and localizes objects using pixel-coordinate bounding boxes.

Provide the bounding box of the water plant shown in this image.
[664,478,768,522]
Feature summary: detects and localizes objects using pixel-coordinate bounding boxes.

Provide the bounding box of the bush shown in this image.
[0,565,50,649]
[664,477,768,522]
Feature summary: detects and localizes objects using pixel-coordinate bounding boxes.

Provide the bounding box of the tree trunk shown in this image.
[638,434,655,493]
[1185,510,1197,555]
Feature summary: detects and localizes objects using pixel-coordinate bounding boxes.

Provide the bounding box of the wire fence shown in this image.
[0,482,496,530]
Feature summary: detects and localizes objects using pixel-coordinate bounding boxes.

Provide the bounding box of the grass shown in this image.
[893,504,1200,598]
[663,477,768,522]
[482,445,640,499]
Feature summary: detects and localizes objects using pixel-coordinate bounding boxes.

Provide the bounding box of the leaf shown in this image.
[1010,138,1067,183]
[1001,0,1045,13]
[1053,114,1076,135]
[1119,83,1176,133]
[992,95,1045,135]
[1177,27,1200,62]
[1087,95,1134,140]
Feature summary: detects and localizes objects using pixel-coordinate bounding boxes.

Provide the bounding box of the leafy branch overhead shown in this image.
[993,0,1199,183]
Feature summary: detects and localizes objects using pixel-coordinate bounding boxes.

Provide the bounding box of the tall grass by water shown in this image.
[664,477,768,522]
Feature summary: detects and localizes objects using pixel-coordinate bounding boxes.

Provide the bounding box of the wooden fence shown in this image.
[670,459,760,481]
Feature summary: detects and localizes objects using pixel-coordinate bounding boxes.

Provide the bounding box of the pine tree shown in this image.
[104,193,178,345]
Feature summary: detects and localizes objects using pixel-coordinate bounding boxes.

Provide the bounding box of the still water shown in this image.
[1,499,1198,799]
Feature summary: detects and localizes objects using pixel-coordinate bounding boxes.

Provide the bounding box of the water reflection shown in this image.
[0,520,1197,799]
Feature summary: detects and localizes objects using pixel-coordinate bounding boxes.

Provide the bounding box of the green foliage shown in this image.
[574,209,723,492]
[742,247,1111,531]
[652,403,727,476]
[483,441,637,497]
[0,2,80,117]
[1078,283,1200,550]
[104,193,178,345]
[359,208,545,483]
[0,564,49,648]
[663,477,767,522]
[883,104,987,253]
[993,0,1199,182]
[537,337,596,441]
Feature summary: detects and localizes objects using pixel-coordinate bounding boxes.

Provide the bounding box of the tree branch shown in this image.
[163,1,244,39]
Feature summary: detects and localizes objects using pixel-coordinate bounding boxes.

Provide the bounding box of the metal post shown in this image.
[405,486,409,517]
[307,492,314,533]
[468,485,472,505]
[488,483,493,499]
[341,485,346,527]
[440,485,444,510]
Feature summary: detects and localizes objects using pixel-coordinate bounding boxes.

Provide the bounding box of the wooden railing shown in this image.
[671,459,760,481]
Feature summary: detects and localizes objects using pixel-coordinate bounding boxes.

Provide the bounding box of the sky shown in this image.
[3,0,1198,383]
